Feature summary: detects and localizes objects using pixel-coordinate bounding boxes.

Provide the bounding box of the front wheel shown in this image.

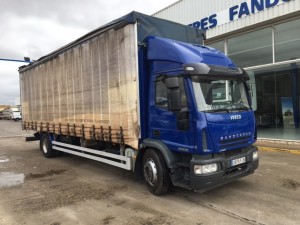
[143,149,171,195]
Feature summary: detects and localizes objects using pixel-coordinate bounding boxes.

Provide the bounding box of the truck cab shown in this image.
[140,36,258,193]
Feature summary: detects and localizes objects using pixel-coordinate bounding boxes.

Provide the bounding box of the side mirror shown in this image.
[245,82,252,107]
[205,90,213,105]
[245,82,250,91]
[167,90,181,111]
[165,77,179,89]
[177,111,189,130]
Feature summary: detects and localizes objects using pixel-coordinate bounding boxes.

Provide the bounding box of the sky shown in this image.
[0,0,178,105]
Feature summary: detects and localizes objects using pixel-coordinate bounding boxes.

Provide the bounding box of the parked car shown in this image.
[255,112,282,127]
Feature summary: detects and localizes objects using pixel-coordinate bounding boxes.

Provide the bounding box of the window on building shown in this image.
[207,40,225,53]
[246,61,300,140]
[275,18,300,62]
[227,28,273,68]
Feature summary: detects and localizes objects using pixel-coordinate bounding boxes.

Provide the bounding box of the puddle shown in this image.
[0,156,9,163]
[0,172,25,188]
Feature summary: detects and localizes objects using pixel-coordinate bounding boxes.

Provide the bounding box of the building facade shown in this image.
[154,0,300,141]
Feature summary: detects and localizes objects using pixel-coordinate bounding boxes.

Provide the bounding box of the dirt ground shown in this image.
[0,120,300,225]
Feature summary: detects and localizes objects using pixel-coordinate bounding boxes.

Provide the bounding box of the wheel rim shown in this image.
[42,137,48,154]
[144,158,158,186]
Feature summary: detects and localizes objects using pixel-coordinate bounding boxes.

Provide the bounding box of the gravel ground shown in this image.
[0,120,300,225]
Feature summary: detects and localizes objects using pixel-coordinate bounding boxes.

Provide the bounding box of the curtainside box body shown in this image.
[20,24,140,148]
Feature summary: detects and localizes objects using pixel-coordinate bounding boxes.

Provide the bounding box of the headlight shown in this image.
[253,151,258,160]
[194,163,218,175]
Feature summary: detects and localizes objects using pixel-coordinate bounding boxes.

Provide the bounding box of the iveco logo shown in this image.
[230,115,242,120]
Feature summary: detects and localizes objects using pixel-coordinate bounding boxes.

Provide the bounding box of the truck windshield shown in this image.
[191,77,250,113]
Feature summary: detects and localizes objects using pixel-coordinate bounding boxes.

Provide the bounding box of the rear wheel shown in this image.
[40,133,56,158]
[143,149,170,195]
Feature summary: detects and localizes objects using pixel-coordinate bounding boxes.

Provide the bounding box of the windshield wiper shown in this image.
[233,105,250,111]
[203,108,229,113]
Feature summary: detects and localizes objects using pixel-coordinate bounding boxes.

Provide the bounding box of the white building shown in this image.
[154,0,300,141]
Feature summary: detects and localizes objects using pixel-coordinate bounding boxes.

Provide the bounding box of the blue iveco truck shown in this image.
[19,12,259,195]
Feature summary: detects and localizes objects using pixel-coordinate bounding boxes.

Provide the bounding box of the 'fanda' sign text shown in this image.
[188,0,290,30]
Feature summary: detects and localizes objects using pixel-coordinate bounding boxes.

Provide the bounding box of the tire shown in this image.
[40,133,56,158]
[143,149,171,195]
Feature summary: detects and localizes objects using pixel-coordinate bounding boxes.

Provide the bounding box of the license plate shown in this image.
[231,157,246,166]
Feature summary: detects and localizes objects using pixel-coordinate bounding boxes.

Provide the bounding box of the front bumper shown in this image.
[190,146,259,192]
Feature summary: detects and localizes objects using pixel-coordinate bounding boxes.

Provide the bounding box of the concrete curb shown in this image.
[257,146,300,155]
[257,138,300,147]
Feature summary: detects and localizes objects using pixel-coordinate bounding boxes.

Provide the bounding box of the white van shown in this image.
[11,111,21,121]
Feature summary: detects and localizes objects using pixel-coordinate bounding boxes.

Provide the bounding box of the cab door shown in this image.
[149,75,195,154]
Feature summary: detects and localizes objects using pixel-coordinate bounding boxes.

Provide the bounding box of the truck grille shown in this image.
[219,136,251,150]
[224,149,242,157]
